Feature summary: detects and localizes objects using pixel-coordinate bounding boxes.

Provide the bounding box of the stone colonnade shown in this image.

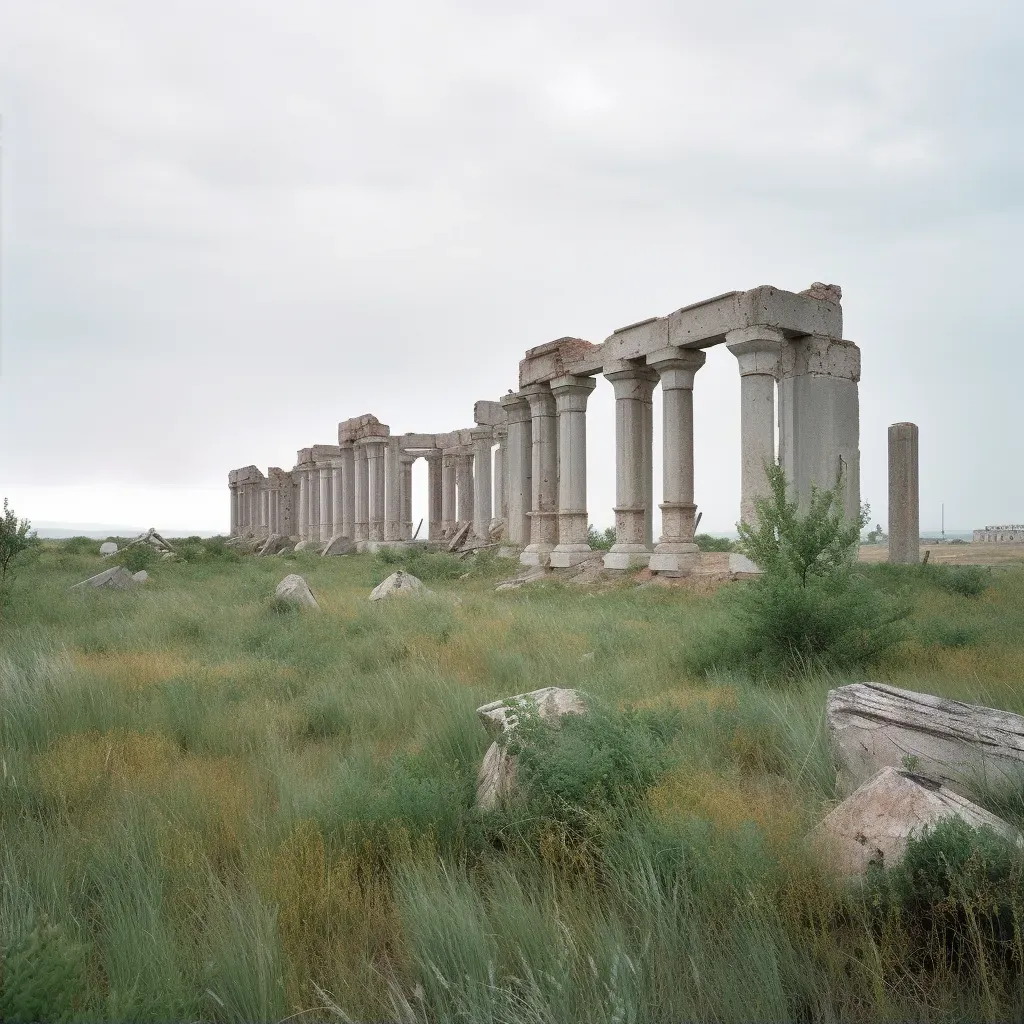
[228,282,861,573]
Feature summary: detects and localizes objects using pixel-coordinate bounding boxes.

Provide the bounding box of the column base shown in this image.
[497,546,521,560]
[603,545,651,570]
[649,543,699,574]
[520,544,553,567]
[549,545,594,568]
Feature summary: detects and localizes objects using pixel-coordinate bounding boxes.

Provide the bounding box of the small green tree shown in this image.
[586,525,616,551]
[737,462,866,586]
[0,498,34,592]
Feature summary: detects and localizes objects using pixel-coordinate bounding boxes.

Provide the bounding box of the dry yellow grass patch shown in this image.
[37,730,255,843]
[73,650,193,690]
[630,685,737,713]
[649,767,806,849]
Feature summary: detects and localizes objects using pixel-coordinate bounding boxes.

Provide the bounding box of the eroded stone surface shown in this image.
[323,535,356,557]
[132,570,149,583]
[71,566,138,591]
[475,687,587,809]
[257,533,289,557]
[809,766,1021,876]
[274,574,319,609]
[99,542,118,557]
[369,570,431,601]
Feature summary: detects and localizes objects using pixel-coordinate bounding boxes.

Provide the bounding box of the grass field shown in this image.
[1,540,1024,1021]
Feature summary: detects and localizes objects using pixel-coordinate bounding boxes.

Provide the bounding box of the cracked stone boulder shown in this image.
[808,766,1022,877]
[369,570,431,601]
[828,682,1024,797]
[322,535,356,557]
[71,566,138,591]
[274,574,320,609]
[257,533,290,556]
[475,687,587,810]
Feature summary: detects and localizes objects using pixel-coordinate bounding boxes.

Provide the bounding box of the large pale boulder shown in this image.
[369,570,431,601]
[132,570,149,583]
[809,766,1022,877]
[828,682,1024,797]
[71,566,138,591]
[475,687,587,810]
[293,540,323,554]
[99,542,119,557]
[322,535,356,557]
[274,574,319,609]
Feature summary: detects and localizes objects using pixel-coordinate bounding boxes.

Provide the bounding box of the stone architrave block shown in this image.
[71,566,138,591]
[518,338,599,389]
[473,400,507,427]
[808,766,1022,877]
[828,682,1024,797]
[274,574,320,609]
[475,687,587,809]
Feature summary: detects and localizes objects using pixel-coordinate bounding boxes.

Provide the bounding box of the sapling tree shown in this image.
[0,497,34,592]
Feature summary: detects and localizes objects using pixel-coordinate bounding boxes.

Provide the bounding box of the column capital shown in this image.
[470,426,495,446]
[399,452,418,466]
[549,373,597,396]
[647,348,707,390]
[604,363,658,400]
[726,326,786,377]
[500,391,531,424]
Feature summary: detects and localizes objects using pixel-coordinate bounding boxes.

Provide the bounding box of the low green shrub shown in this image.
[373,548,464,582]
[930,564,991,598]
[115,543,157,574]
[59,536,97,555]
[587,525,616,551]
[175,536,241,564]
[866,817,1024,974]
[918,618,983,648]
[695,533,736,553]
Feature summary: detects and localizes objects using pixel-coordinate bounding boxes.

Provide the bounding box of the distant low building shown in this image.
[973,525,1024,543]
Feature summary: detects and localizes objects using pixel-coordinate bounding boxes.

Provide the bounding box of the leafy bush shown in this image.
[587,525,616,550]
[866,817,1024,973]
[929,564,990,598]
[0,915,91,1023]
[504,699,681,833]
[115,543,157,574]
[690,464,909,680]
[918,619,982,648]
[60,536,97,555]
[175,536,241,564]
[695,533,735,553]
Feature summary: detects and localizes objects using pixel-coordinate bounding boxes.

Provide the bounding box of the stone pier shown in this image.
[888,422,919,564]
[229,283,859,574]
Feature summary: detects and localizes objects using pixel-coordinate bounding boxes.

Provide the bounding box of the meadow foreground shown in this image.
[2,540,1024,1022]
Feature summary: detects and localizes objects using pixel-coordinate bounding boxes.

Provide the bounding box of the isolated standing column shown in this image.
[550,374,597,567]
[726,327,785,527]
[888,422,919,564]
[603,367,658,569]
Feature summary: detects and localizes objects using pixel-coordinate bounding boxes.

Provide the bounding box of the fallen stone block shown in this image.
[293,540,324,554]
[99,542,119,557]
[322,535,356,557]
[257,533,289,557]
[71,566,138,591]
[828,682,1024,797]
[369,570,431,601]
[808,766,1022,877]
[132,570,149,583]
[475,687,586,810]
[274,574,319,609]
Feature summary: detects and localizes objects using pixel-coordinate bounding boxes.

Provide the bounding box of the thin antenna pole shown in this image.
[942,503,945,539]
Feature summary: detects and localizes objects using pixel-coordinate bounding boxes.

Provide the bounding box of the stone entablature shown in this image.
[974,526,1024,543]
[228,281,860,573]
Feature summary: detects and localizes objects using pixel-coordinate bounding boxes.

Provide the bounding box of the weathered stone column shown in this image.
[319,466,333,543]
[384,438,402,542]
[649,349,706,574]
[727,327,785,527]
[367,441,386,542]
[298,470,310,542]
[308,466,321,544]
[339,445,355,540]
[492,434,505,531]
[888,422,919,564]
[330,460,343,540]
[604,367,658,569]
[426,451,443,540]
[456,447,475,528]
[441,449,458,538]
[261,489,270,536]
[472,429,493,543]
[229,480,239,536]
[521,383,558,566]
[353,444,370,543]
[550,374,597,567]
[501,393,532,547]
[400,453,416,540]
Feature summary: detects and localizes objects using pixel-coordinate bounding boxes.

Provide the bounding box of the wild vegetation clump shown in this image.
[695,533,736,552]
[689,465,910,680]
[0,534,1022,1019]
[0,499,35,609]
[586,524,616,550]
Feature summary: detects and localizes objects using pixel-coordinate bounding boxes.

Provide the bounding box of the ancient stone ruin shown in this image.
[228,283,861,572]
[974,525,1024,543]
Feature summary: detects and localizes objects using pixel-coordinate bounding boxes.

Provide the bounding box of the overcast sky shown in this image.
[1,0,1021,535]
